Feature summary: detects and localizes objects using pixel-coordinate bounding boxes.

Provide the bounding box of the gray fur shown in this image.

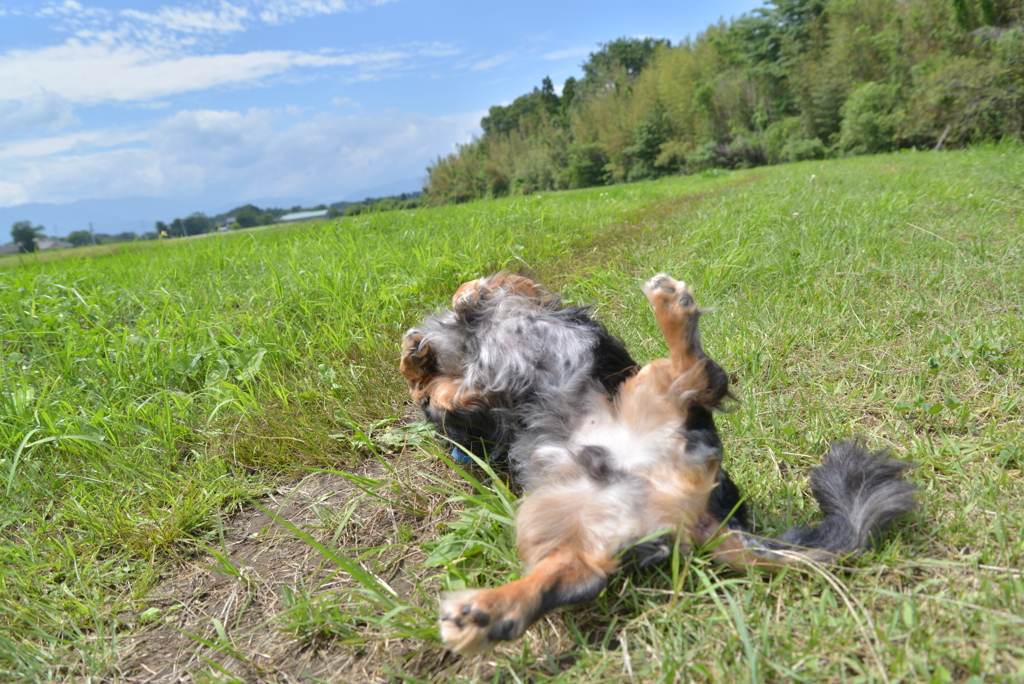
[412,290,620,484]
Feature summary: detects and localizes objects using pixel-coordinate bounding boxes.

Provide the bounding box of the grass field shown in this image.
[1,144,1022,683]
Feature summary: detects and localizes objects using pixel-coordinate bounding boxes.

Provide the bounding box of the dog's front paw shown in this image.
[400,329,435,383]
[643,274,696,311]
[439,589,524,656]
[451,279,486,314]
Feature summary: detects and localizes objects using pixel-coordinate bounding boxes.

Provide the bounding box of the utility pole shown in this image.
[88,222,96,245]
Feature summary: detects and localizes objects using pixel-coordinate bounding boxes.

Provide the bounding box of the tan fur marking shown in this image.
[400,330,487,412]
[643,275,703,374]
[439,547,613,655]
[696,516,787,570]
[453,272,557,312]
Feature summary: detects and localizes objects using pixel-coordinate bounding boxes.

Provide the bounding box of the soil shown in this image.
[113,454,464,683]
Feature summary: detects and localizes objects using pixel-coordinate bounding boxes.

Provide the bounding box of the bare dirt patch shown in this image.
[113,453,458,683]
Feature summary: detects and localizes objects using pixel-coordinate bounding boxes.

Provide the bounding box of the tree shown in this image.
[561,77,577,114]
[838,82,899,154]
[234,205,263,228]
[10,221,44,253]
[580,37,672,92]
[66,230,93,247]
[183,213,211,235]
[481,77,563,136]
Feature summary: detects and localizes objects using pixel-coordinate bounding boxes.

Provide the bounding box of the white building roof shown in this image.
[280,209,329,222]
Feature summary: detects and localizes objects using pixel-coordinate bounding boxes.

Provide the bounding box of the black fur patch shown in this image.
[574,444,621,483]
[425,403,509,463]
[590,322,639,393]
[535,571,607,621]
[622,537,672,569]
[707,467,750,530]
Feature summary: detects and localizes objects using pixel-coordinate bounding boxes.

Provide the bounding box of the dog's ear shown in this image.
[424,404,508,464]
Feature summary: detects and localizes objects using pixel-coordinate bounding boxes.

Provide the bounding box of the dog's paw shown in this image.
[439,589,524,656]
[643,274,697,314]
[400,329,434,382]
[451,279,485,314]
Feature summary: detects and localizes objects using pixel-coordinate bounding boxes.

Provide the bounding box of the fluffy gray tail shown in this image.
[743,440,917,564]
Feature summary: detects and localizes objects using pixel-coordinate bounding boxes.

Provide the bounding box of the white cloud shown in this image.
[416,42,462,58]
[332,97,365,113]
[4,0,416,108]
[257,0,349,24]
[38,0,110,21]
[471,53,511,71]
[0,40,408,104]
[121,2,250,34]
[256,0,397,24]
[38,0,389,33]
[0,1,475,209]
[542,46,591,60]
[0,107,483,207]
[0,93,80,137]
[0,126,146,160]
[0,182,29,207]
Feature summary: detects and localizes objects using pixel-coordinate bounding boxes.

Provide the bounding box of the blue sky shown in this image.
[0,0,762,227]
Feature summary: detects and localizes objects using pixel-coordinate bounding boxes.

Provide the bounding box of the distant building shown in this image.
[36,238,73,250]
[220,216,236,232]
[279,209,329,223]
[0,238,72,253]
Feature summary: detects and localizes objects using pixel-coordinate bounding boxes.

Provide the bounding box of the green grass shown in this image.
[1,144,1022,682]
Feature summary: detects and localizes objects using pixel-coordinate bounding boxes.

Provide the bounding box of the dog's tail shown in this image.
[714,440,917,567]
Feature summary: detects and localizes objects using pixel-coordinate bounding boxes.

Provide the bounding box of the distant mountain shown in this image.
[0,197,207,238]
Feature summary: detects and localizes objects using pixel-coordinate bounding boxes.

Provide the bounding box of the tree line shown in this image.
[152,192,423,237]
[6,192,424,252]
[424,0,1022,203]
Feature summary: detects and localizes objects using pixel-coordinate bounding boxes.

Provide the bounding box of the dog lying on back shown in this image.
[400,273,916,655]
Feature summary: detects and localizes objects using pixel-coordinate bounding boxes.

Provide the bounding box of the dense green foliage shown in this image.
[64,229,144,246]
[335,191,424,216]
[151,193,425,238]
[9,221,44,253]
[155,205,296,238]
[425,0,1023,203]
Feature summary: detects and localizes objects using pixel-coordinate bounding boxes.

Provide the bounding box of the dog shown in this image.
[400,272,916,655]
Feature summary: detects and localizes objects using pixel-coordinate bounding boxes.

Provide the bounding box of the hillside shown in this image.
[0,146,1021,682]
[425,0,1023,204]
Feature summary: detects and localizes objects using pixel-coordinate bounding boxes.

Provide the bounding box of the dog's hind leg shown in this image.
[439,546,614,655]
[610,276,741,541]
[439,477,640,655]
